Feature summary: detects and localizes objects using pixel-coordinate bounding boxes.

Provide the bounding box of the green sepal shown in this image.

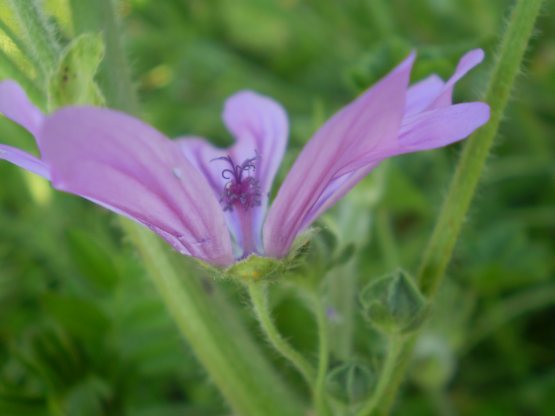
[48,33,105,109]
[360,269,428,335]
[225,255,284,282]
[326,359,376,404]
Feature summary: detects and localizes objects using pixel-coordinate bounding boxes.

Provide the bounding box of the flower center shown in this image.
[215,155,261,212]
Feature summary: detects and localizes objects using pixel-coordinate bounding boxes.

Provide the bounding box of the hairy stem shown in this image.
[7,0,60,77]
[314,295,332,416]
[377,0,546,412]
[247,280,316,386]
[356,337,402,416]
[417,0,545,297]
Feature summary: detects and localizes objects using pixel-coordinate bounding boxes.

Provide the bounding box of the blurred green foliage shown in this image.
[0,0,554,415]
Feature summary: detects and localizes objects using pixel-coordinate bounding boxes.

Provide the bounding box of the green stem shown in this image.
[376,0,546,413]
[356,337,402,416]
[314,295,331,416]
[247,280,316,386]
[6,0,60,77]
[417,0,545,297]
[123,223,304,416]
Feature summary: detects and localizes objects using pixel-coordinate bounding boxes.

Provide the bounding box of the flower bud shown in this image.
[359,269,427,335]
[325,360,376,404]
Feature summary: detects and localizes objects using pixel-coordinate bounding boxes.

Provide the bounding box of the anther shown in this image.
[213,154,262,212]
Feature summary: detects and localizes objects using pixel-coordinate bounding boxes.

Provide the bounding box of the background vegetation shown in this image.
[0,0,553,415]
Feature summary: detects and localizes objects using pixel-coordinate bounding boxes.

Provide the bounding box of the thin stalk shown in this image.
[314,295,331,416]
[123,223,304,416]
[7,0,60,77]
[247,280,316,386]
[376,0,546,413]
[417,0,545,298]
[355,337,402,416]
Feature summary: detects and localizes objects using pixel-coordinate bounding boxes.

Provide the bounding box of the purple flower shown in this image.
[0,50,489,267]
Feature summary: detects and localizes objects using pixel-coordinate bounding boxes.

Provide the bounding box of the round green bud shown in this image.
[326,360,376,404]
[359,269,428,335]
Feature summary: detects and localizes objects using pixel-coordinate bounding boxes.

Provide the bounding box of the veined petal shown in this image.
[179,91,288,257]
[222,91,288,198]
[0,80,44,138]
[307,102,490,217]
[264,53,415,258]
[178,137,225,196]
[41,107,234,266]
[399,102,490,150]
[0,144,50,179]
[178,137,243,252]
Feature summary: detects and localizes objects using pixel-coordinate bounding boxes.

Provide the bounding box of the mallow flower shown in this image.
[0,50,489,267]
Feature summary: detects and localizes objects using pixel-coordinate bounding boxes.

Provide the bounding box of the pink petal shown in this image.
[179,137,243,249]
[399,102,490,150]
[0,80,44,138]
[41,107,234,266]
[335,102,491,174]
[429,49,485,109]
[263,53,415,258]
[0,80,48,178]
[0,144,50,179]
[405,75,444,117]
[222,91,288,198]
[179,90,288,256]
[404,49,484,118]
[179,137,226,198]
